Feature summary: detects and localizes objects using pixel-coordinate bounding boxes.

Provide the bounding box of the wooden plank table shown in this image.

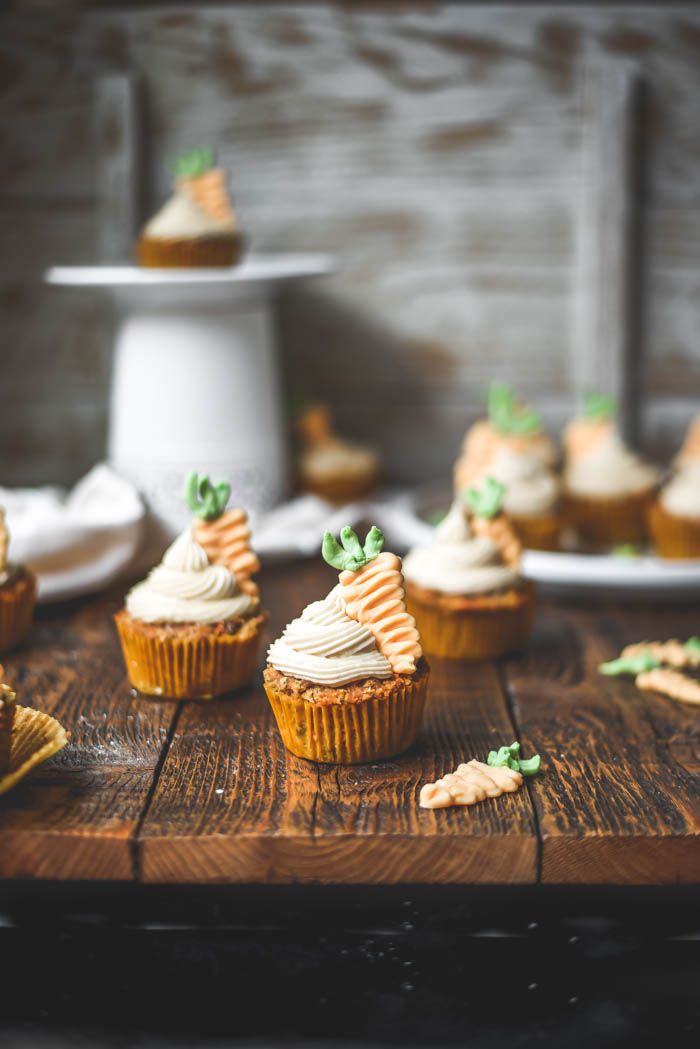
[0,558,698,886]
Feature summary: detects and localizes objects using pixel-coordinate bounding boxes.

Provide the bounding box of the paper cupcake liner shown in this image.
[0,569,36,654]
[0,705,69,796]
[510,512,563,552]
[646,501,700,559]
[263,666,430,765]
[562,489,653,547]
[115,612,264,700]
[299,470,380,506]
[405,581,535,660]
[135,233,246,268]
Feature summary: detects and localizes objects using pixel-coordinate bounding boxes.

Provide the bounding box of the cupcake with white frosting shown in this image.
[403,480,535,660]
[647,418,700,559]
[136,148,245,268]
[562,393,660,548]
[294,401,380,504]
[263,525,428,764]
[115,474,265,699]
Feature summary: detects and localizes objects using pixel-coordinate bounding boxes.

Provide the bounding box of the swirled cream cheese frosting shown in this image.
[143,191,237,239]
[267,587,392,685]
[126,528,253,624]
[476,446,559,517]
[402,501,520,596]
[565,424,659,498]
[660,461,700,518]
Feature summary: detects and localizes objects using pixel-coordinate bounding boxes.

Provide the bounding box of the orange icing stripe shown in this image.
[194,509,259,598]
[339,552,422,674]
[472,513,522,569]
[180,169,234,224]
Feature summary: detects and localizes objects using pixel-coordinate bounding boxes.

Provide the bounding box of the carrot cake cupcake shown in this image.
[263,525,428,764]
[136,148,245,268]
[294,401,380,504]
[456,383,558,484]
[647,420,700,558]
[563,393,660,548]
[403,480,535,660]
[115,474,265,699]
[0,508,36,654]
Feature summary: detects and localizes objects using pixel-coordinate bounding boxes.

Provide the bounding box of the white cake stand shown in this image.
[46,255,334,541]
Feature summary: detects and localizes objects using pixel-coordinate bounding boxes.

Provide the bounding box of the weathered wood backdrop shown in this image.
[1,4,699,487]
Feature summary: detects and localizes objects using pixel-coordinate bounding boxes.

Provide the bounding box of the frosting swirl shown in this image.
[143,190,237,240]
[267,587,392,685]
[476,446,559,517]
[565,423,659,497]
[660,461,700,519]
[126,528,253,624]
[402,501,520,595]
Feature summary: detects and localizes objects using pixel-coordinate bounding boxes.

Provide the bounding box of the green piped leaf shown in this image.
[487,382,540,435]
[465,476,505,519]
[171,147,215,179]
[184,471,230,520]
[686,637,700,655]
[598,651,660,676]
[612,543,644,560]
[583,390,616,420]
[322,525,385,572]
[487,741,541,777]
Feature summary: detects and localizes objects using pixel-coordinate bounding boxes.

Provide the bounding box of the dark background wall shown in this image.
[2,4,699,487]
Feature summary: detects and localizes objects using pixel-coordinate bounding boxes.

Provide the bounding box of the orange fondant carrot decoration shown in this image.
[185,472,259,598]
[323,526,421,674]
[172,148,235,225]
[465,477,522,568]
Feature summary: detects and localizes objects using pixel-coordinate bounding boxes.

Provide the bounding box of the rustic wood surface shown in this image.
[0,558,698,886]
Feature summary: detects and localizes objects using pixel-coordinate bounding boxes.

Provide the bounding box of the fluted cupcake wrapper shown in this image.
[646,501,700,559]
[0,705,69,796]
[405,583,535,660]
[264,670,430,765]
[0,569,36,654]
[136,233,246,268]
[115,614,263,700]
[562,489,653,547]
[510,512,563,552]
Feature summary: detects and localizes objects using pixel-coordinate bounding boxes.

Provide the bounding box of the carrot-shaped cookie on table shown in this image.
[464,477,522,569]
[599,637,700,706]
[186,471,260,597]
[323,526,422,674]
[420,742,541,809]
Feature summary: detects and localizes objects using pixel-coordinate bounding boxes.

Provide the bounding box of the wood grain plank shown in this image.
[0,588,176,880]
[139,560,537,885]
[501,600,700,886]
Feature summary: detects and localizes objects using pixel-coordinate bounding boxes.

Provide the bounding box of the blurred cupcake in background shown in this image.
[294,399,380,505]
[454,383,562,551]
[403,478,534,660]
[647,415,700,559]
[0,509,36,654]
[136,148,245,268]
[562,392,660,549]
[455,382,558,485]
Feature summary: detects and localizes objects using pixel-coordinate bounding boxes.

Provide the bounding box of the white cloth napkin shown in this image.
[0,464,146,603]
[0,464,435,604]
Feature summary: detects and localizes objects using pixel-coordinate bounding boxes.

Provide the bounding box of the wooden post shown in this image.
[94,74,141,263]
[572,58,645,446]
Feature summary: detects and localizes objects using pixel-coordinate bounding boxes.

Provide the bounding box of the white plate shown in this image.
[521,549,700,598]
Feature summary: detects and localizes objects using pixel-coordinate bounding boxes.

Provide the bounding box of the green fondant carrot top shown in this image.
[184,471,231,521]
[487,382,540,435]
[322,525,384,572]
[171,147,215,179]
[487,741,541,777]
[464,477,505,519]
[583,390,616,420]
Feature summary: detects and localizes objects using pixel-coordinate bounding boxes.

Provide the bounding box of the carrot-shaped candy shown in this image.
[323,526,422,674]
[185,471,260,598]
[464,477,522,568]
[0,509,7,576]
[172,148,236,226]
